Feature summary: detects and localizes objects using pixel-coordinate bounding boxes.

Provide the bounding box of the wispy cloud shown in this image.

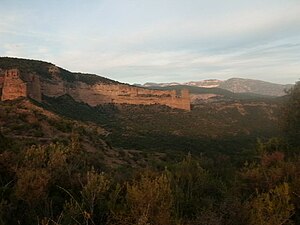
[0,0,299,84]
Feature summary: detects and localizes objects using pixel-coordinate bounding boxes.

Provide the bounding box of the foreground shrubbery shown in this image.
[0,136,299,225]
[0,82,299,225]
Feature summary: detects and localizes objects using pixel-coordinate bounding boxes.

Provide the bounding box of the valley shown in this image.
[0,57,299,225]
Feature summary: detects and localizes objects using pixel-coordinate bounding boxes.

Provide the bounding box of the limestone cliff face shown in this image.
[0,67,191,111]
[43,80,191,111]
[1,69,27,101]
[0,69,42,102]
[0,69,4,92]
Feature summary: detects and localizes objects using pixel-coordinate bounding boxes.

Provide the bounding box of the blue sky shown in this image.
[0,0,299,84]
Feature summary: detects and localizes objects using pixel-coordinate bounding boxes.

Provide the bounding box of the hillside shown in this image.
[40,94,281,160]
[0,80,283,167]
[219,78,292,96]
[2,91,299,225]
[0,57,283,158]
[0,98,168,169]
[0,57,282,158]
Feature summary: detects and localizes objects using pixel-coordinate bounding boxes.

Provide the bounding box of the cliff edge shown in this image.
[0,57,190,111]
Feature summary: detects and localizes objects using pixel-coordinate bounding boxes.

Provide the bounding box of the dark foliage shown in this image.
[282,81,300,147]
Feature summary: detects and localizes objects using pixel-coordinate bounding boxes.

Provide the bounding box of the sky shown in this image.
[0,0,300,84]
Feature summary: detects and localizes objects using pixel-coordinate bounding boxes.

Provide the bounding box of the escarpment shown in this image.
[0,58,191,110]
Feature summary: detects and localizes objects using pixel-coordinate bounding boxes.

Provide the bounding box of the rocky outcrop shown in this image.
[0,69,42,102]
[0,68,191,111]
[0,69,5,93]
[65,83,190,110]
[1,69,27,101]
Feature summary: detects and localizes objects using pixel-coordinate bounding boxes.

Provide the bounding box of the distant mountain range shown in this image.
[137,78,293,97]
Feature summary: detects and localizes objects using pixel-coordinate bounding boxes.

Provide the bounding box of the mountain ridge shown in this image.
[140,77,293,96]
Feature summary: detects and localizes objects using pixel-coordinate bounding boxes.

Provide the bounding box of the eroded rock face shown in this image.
[21,72,42,102]
[100,84,190,110]
[0,69,42,102]
[1,69,27,101]
[27,74,42,102]
[0,69,5,90]
[0,68,191,111]
[66,82,190,111]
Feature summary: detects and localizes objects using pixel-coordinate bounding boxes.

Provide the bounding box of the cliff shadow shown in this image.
[40,95,121,129]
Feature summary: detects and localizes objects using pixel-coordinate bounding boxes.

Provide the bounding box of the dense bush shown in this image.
[0,135,299,225]
[282,81,300,147]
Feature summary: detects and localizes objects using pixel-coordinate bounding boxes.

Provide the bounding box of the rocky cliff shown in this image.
[1,69,27,101]
[0,58,190,111]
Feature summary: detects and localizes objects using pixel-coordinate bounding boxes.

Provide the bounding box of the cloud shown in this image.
[0,0,300,84]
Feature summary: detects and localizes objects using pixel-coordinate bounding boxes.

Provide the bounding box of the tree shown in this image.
[248,183,294,225]
[282,81,300,147]
[109,171,173,225]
